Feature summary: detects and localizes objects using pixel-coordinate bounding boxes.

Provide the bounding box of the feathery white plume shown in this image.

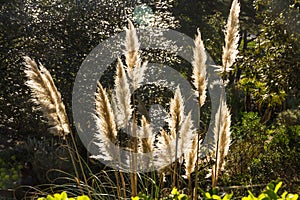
[219,0,240,74]
[92,82,119,161]
[169,86,184,138]
[24,56,71,138]
[192,29,207,107]
[114,57,133,129]
[155,129,176,167]
[138,116,155,170]
[125,19,140,70]
[212,99,231,187]
[178,112,195,164]
[184,134,199,179]
[131,61,148,90]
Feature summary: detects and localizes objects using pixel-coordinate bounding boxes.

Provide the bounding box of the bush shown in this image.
[225,112,270,185]
[0,155,22,189]
[130,182,298,200]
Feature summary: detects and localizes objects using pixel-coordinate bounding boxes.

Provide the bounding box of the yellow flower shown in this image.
[178,194,187,199]
[131,196,140,200]
[171,187,180,196]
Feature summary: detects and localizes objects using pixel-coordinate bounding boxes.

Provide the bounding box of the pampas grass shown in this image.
[124,19,147,91]
[93,82,126,198]
[210,0,239,187]
[184,134,199,195]
[156,129,175,165]
[125,19,140,70]
[220,0,240,76]
[184,135,198,180]
[178,112,194,164]
[139,116,154,154]
[139,115,155,170]
[23,56,89,195]
[192,29,207,107]
[24,56,71,138]
[169,86,184,138]
[212,99,231,188]
[168,86,184,187]
[191,28,208,199]
[23,0,241,196]
[94,82,118,147]
[114,57,133,129]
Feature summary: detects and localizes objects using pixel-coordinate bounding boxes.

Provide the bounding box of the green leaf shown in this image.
[61,192,68,200]
[264,189,277,199]
[242,197,250,200]
[248,190,257,199]
[212,194,221,200]
[205,192,212,199]
[46,195,55,200]
[286,194,299,200]
[274,182,282,194]
[281,191,288,199]
[77,195,90,200]
[222,193,233,200]
[267,182,275,190]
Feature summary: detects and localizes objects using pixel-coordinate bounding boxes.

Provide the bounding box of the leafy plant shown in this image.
[132,187,188,200]
[37,191,89,200]
[131,182,298,200]
[0,155,22,189]
[225,112,270,184]
[242,181,298,200]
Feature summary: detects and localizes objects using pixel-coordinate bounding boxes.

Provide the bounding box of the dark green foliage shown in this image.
[225,112,270,185]
[233,0,300,122]
[242,181,299,200]
[0,155,22,189]
[0,0,176,136]
[250,125,300,192]
[129,182,298,199]
[223,111,300,193]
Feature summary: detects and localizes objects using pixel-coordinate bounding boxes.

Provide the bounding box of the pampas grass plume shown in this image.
[169,86,184,138]
[184,135,198,179]
[114,57,132,129]
[192,29,207,107]
[125,19,140,69]
[95,82,118,144]
[212,100,231,187]
[220,0,240,74]
[24,56,71,138]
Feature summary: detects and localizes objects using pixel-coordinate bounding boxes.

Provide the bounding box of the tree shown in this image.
[235,0,300,123]
[0,0,178,135]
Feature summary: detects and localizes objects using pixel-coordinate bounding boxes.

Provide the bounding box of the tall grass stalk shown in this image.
[211,0,240,187]
[23,57,88,196]
[212,97,231,188]
[191,28,207,199]
[219,0,240,80]
[93,82,124,197]
[169,87,184,188]
[124,19,141,197]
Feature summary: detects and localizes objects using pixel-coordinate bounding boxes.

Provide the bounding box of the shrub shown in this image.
[130,182,298,200]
